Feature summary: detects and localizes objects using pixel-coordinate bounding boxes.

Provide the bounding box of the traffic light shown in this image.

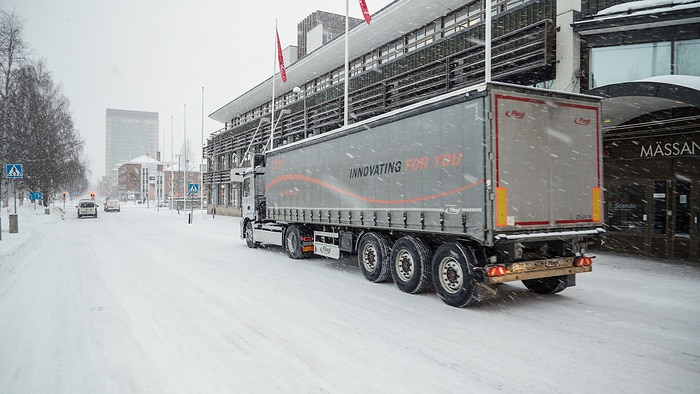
[62,191,66,201]
[90,191,95,199]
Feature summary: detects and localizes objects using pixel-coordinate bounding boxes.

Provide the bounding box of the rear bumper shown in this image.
[485,265,591,284]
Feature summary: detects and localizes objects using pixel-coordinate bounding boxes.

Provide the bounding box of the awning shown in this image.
[587,76,700,127]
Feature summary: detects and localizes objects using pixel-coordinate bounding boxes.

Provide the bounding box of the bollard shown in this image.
[9,214,18,233]
[188,213,192,224]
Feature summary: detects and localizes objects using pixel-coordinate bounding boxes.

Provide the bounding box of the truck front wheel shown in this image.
[358,232,391,283]
[285,225,307,259]
[244,220,258,249]
[432,242,478,307]
[390,236,432,294]
[522,276,568,295]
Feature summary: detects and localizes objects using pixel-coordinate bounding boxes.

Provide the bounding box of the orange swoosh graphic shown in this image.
[266,173,485,205]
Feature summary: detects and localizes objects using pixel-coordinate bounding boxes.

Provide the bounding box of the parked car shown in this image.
[104,199,121,212]
[77,199,98,218]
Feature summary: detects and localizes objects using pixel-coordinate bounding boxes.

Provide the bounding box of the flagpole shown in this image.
[200,86,204,216]
[269,21,277,152]
[344,0,349,127]
[485,0,492,83]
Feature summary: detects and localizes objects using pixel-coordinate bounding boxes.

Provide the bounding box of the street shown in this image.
[1,202,699,393]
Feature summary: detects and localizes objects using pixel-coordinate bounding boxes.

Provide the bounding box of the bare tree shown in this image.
[0,10,25,164]
[5,61,89,202]
[179,139,197,171]
[0,8,89,203]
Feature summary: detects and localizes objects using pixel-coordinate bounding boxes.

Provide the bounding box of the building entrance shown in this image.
[605,177,699,261]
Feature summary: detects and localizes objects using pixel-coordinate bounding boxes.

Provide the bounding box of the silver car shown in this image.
[104,199,121,212]
[77,199,98,218]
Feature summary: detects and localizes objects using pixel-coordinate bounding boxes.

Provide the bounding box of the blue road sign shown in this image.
[188,183,199,194]
[29,191,42,200]
[6,164,23,179]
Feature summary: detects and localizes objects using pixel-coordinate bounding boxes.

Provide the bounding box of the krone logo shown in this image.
[505,110,525,119]
[574,117,591,126]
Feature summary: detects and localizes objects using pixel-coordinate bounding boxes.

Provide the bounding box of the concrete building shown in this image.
[105,109,159,185]
[117,154,163,203]
[204,0,700,260]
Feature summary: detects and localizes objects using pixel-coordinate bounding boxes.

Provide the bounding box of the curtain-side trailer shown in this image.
[239,82,603,307]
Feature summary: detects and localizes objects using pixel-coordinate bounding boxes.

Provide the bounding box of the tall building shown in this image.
[297,11,362,59]
[105,109,159,181]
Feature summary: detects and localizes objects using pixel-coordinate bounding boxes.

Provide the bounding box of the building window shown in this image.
[589,39,700,89]
[608,184,646,233]
[675,180,691,238]
[675,39,700,76]
[590,42,672,88]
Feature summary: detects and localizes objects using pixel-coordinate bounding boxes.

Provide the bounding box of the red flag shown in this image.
[276,28,287,83]
[358,0,371,25]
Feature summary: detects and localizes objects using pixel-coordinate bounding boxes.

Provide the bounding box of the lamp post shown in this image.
[293,86,308,139]
[174,154,181,213]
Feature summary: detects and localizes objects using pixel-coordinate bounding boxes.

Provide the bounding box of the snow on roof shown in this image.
[637,75,700,91]
[596,0,699,16]
[128,154,160,165]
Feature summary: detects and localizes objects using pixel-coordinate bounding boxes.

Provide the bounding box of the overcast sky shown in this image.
[2,0,394,184]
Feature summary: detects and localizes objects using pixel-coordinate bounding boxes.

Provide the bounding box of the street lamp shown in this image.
[293,86,308,139]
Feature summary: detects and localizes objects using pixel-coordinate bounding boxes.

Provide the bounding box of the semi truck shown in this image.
[238,82,603,307]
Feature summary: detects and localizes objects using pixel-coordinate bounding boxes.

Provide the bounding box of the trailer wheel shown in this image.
[358,233,391,283]
[522,276,568,295]
[285,225,307,259]
[432,242,478,307]
[244,220,258,249]
[390,236,432,294]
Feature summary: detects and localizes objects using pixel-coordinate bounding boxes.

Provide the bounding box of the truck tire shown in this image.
[244,220,258,249]
[431,242,478,307]
[522,276,568,295]
[358,232,391,283]
[390,236,432,294]
[285,225,307,259]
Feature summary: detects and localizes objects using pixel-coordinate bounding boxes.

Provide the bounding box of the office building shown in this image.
[105,109,159,184]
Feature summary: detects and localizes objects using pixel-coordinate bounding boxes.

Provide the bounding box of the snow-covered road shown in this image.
[1,202,699,393]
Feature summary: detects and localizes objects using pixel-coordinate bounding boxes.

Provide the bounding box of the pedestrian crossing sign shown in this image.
[188,183,199,194]
[6,164,23,179]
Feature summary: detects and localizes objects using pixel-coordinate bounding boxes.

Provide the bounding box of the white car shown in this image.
[104,199,121,212]
[77,199,98,218]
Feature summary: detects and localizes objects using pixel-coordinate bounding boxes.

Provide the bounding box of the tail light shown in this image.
[575,256,593,267]
[486,265,507,277]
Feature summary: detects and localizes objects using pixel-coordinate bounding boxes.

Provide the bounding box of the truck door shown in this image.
[493,91,602,231]
[242,175,255,220]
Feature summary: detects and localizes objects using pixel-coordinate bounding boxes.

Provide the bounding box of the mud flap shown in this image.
[473,281,500,302]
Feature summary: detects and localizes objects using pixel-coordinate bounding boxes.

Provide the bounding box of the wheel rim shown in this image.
[438,256,463,294]
[394,249,414,281]
[361,243,377,273]
[286,231,298,252]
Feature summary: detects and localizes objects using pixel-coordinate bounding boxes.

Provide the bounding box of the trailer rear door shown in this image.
[493,89,602,231]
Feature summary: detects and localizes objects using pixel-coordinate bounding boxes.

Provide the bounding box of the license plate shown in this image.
[509,257,574,273]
